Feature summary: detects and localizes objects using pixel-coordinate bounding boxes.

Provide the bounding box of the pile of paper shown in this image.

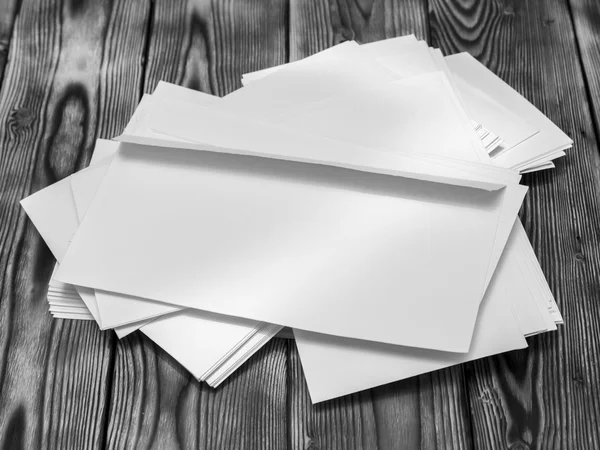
[21,35,568,403]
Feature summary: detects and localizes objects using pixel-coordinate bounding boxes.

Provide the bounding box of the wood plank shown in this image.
[288,341,379,450]
[143,0,288,95]
[288,344,473,450]
[0,0,149,447]
[289,0,429,60]
[287,1,473,448]
[0,0,20,89]
[429,0,600,447]
[106,334,288,449]
[570,0,600,143]
[416,370,473,450]
[104,1,289,448]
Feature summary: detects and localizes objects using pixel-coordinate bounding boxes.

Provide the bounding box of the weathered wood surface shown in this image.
[0,0,149,448]
[0,0,19,89]
[0,0,599,448]
[430,0,600,448]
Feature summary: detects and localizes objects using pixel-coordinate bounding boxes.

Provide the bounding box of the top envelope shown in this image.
[56,140,507,352]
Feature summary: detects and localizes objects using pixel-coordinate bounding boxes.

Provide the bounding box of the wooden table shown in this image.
[1,0,599,448]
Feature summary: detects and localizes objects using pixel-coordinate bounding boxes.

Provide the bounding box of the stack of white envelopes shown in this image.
[21,35,568,403]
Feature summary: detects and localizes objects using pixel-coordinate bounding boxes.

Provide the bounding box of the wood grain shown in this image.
[0,0,149,447]
[288,343,473,450]
[106,334,288,449]
[1,0,600,448]
[0,0,20,89]
[429,0,600,447]
[289,0,429,60]
[104,1,290,448]
[287,1,474,448]
[143,0,288,96]
[570,0,600,145]
[288,341,379,449]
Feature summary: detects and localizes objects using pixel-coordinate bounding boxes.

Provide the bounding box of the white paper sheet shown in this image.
[51,312,95,321]
[449,72,539,150]
[445,53,572,169]
[140,309,263,381]
[223,41,398,123]
[294,266,528,402]
[275,72,490,164]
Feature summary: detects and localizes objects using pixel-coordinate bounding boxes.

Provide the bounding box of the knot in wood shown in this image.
[10,107,36,130]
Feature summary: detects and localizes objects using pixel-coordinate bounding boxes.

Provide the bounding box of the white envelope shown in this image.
[56,138,510,352]
[62,80,527,351]
[111,87,528,339]
[100,70,522,329]
[69,92,518,332]
[38,75,532,344]
[38,131,552,342]
[68,131,522,335]
[75,88,525,339]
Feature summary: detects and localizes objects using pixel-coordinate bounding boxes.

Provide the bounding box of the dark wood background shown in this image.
[0,0,599,448]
